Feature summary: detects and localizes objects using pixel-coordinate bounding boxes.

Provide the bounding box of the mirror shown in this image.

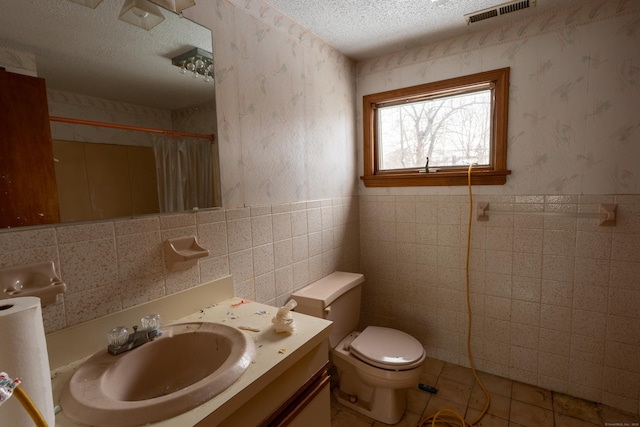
[0,0,220,227]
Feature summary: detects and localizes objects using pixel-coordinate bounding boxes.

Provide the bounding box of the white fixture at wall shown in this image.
[477,202,617,226]
[163,236,209,271]
[0,261,67,307]
[599,203,617,226]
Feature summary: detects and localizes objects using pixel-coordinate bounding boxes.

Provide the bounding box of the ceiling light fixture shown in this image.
[67,0,104,8]
[171,48,214,83]
[148,0,196,13]
[119,0,165,31]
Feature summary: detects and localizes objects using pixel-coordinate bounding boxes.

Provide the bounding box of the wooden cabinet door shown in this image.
[0,70,60,228]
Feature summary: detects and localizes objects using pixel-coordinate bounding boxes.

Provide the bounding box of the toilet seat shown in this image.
[348,326,425,371]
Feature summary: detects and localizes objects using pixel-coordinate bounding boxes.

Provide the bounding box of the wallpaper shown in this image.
[185,0,357,209]
[356,0,640,196]
[0,45,36,76]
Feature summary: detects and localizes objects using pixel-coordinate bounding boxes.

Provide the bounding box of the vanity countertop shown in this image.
[49,283,332,427]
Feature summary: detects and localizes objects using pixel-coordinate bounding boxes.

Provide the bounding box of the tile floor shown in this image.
[330,357,640,427]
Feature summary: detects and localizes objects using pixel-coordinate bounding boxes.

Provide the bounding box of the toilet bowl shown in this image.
[331,327,425,424]
[291,271,425,424]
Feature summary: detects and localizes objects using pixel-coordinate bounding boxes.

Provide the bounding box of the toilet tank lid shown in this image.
[292,271,364,308]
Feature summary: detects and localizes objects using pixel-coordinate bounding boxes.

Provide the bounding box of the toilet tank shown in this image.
[291,271,364,348]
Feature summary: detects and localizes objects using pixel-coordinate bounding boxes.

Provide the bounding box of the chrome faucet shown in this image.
[107,314,162,356]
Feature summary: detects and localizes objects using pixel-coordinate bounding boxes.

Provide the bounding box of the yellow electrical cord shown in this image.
[13,385,48,427]
[417,164,491,427]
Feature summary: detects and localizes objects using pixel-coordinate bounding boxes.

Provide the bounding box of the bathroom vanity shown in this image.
[47,276,333,426]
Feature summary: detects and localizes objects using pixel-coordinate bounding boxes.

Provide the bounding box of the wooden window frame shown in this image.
[361,67,511,187]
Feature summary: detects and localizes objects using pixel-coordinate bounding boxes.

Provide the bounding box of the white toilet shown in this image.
[291,271,425,424]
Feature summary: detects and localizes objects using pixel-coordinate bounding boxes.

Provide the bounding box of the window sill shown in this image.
[360,169,511,187]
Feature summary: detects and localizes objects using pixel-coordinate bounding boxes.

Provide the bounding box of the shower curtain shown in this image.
[152,135,212,213]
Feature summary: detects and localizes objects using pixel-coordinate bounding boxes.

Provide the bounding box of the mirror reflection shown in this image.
[0,0,220,228]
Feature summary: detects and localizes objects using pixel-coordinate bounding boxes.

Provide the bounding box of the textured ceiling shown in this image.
[0,0,588,110]
[263,0,588,60]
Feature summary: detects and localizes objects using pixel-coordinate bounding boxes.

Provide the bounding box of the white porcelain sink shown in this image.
[60,322,256,427]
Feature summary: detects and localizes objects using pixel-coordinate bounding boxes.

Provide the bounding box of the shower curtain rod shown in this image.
[49,116,216,141]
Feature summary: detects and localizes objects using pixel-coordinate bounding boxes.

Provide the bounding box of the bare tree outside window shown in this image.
[377,89,492,171]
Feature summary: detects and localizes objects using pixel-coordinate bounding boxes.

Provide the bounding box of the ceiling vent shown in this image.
[464,0,536,25]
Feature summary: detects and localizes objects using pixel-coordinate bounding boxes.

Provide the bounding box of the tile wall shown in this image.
[2,193,638,414]
[0,197,359,334]
[358,193,640,414]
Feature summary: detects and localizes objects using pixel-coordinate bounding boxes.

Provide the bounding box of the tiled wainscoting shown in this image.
[0,197,360,334]
[358,194,640,415]
[1,193,638,416]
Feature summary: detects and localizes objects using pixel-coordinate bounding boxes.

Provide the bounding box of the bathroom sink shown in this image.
[60,322,256,427]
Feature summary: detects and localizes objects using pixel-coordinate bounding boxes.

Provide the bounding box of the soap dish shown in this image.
[164,236,209,271]
[0,261,67,307]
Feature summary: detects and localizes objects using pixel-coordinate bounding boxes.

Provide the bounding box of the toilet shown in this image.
[291,271,425,424]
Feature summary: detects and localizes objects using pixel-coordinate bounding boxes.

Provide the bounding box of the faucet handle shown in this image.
[141,314,161,330]
[108,326,129,347]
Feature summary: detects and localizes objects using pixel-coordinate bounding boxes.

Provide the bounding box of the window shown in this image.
[361,68,511,187]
